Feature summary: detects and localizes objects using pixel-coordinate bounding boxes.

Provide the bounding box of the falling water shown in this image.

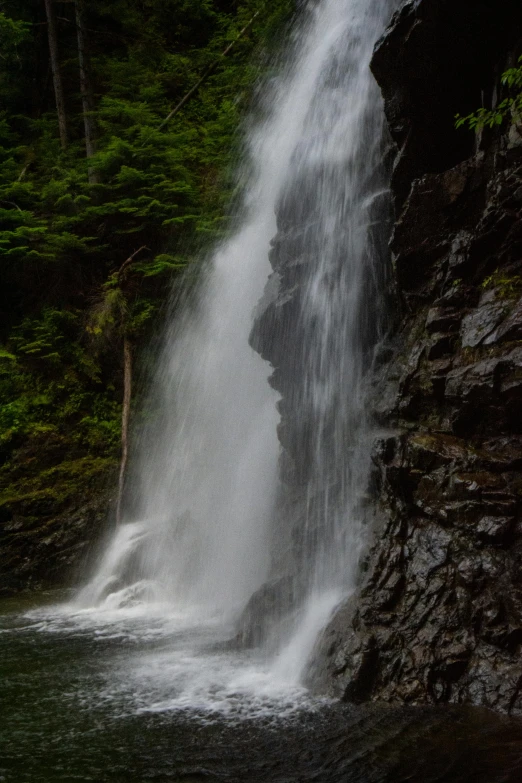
[248,0,395,660]
[74,0,395,706]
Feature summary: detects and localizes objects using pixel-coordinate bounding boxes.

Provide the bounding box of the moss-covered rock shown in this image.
[0,414,119,594]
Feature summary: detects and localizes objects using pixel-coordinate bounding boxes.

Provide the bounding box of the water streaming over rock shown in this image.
[246,0,395,660]
[75,0,395,704]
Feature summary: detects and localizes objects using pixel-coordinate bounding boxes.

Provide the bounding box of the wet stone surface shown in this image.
[310,0,522,714]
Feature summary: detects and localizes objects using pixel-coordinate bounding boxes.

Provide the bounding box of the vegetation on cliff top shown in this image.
[456,56,522,130]
[0,0,293,552]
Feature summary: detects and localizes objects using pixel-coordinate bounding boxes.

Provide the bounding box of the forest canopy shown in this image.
[0,0,293,536]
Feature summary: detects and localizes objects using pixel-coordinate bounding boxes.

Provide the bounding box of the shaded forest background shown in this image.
[0,0,293,585]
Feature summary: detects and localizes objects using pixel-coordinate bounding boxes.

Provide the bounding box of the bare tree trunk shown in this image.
[44,0,68,149]
[75,0,98,183]
[116,336,132,526]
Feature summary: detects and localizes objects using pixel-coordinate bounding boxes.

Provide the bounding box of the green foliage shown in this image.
[0,0,294,321]
[480,272,522,299]
[0,0,294,528]
[0,308,120,453]
[0,12,30,50]
[456,56,522,130]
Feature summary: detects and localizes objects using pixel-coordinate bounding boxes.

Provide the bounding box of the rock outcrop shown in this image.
[311,0,522,714]
[0,445,117,594]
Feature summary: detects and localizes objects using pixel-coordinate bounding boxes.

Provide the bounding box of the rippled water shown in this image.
[2,595,522,783]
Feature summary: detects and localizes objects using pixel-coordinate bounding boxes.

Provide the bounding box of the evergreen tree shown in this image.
[0,0,293,538]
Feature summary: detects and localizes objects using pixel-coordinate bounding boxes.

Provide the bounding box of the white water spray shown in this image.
[74,0,395,707]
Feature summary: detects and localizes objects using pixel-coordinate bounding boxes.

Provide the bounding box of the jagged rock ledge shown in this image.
[309,0,522,714]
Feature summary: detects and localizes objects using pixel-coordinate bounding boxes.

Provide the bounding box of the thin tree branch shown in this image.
[18,164,30,182]
[157,10,260,132]
[32,18,71,25]
[0,200,23,212]
[116,335,133,526]
[117,245,150,284]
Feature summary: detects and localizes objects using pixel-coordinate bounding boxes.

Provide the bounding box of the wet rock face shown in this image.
[313,429,522,710]
[311,1,522,714]
[371,0,522,207]
[0,451,117,595]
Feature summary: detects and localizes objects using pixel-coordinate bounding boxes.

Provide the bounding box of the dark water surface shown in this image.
[2,594,522,783]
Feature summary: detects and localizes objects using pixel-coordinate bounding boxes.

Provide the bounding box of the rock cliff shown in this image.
[0,453,116,595]
[311,0,522,713]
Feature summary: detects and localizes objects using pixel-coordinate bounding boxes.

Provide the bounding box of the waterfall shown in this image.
[245,0,395,661]
[75,0,394,695]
